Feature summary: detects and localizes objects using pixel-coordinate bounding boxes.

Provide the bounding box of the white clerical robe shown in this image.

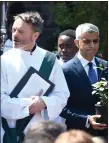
[3,39,13,53]
[1,45,69,143]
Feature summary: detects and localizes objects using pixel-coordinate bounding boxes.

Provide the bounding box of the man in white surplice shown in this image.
[1,12,69,143]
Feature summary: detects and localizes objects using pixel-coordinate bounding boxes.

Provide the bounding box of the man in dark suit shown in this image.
[60,23,108,137]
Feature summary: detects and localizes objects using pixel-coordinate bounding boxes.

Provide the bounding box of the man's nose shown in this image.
[12,30,19,37]
[89,41,95,48]
[62,47,67,52]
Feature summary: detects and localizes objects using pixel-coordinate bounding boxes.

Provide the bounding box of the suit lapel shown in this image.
[72,56,103,86]
[72,56,91,86]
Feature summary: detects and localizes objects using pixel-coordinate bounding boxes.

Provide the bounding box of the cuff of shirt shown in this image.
[85,115,91,128]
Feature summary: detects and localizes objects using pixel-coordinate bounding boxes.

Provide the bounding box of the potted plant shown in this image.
[92,78,108,124]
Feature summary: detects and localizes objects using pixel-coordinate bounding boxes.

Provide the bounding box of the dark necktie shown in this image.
[88,62,98,84]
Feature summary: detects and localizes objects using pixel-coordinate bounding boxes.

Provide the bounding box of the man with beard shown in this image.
[1,12,69,143]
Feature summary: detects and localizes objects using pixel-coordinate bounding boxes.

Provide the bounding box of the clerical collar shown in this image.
[30,45,36,55]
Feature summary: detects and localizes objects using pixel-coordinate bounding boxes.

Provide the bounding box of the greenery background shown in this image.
[51,1,108,60]
[0,1,108,60]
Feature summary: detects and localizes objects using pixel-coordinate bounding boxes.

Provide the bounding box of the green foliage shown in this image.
[52,1,108,58]
[92,78,108,107]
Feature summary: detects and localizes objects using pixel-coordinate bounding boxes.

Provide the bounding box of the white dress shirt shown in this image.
[77,51,98,79]
[58,58,65,65]
[77,51,98,128]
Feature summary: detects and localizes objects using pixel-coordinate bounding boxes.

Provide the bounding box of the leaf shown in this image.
[92,90,97,95]
[92,77,108,106]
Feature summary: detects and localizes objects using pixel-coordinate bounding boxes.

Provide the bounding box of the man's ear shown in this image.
[74,39,79,48]
[34,32,40,40]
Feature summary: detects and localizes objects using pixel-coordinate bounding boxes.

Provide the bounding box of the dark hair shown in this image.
[14,12,44,33]
[59,29,75,38]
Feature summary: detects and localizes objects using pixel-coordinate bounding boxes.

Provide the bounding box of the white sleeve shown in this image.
[85,115,91,128]
[1,59,32,120]
[41,58,70,120]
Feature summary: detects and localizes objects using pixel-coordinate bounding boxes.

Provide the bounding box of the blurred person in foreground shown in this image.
[55,130,106,143]
[23,134,53,143]
[54,129,94,143]
[24,120,66,143]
